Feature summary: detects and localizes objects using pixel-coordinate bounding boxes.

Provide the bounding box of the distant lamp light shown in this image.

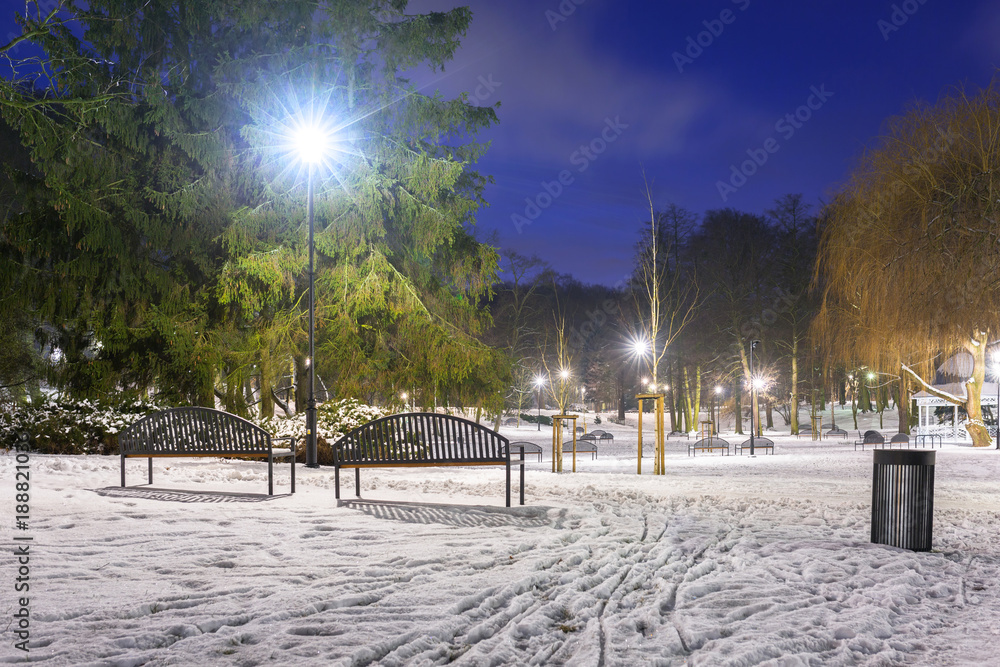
[714,386,723,395]
[560,369,570,380]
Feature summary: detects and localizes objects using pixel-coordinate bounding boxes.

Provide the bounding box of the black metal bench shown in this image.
[736,437,774,455]
[854,430,884,451]
[591,429,614,443]
[826,427,848,440]
[689,437,730,456]
[562,438,598,460]
[509,441,543,462]
[888,433,910,449]
[332,413,525,507]
[118,407,295,495]
[667,430,690,440]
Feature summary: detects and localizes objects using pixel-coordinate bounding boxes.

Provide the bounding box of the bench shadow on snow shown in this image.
[94,486,285,503]
[340,498,553,529]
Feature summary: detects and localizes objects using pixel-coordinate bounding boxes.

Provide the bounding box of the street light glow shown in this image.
[534,376,545,388]
[560,369,570,380]
[293,123,331,164]
[714,385,722,394]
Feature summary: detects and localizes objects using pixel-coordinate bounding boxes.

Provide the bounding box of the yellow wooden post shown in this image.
[551,418,557,473]
[657,396,665,475]
[637,398,644,475]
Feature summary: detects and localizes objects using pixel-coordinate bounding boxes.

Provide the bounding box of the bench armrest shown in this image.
[273,436,296,451]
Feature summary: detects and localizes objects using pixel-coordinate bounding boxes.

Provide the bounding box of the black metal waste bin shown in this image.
[870,449,935,551]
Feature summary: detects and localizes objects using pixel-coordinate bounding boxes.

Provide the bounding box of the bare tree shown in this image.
[813,79,1000,446]
[632,178,699,421]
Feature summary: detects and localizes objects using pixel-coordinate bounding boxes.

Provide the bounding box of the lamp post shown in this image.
[294,125,330,469]
[713,385,722,435]
[749,340,759,456]
[535,376,545,431]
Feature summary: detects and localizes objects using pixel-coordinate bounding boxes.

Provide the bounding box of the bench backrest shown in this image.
[579,433,597,442]
[864,431,885,443]
[562,440,597,451]
[693,437,730,448]
[509,441,543,453]
[890,433,909,444]
[333,412,510,464]
[119,407,272,456]
[740,437,773,448]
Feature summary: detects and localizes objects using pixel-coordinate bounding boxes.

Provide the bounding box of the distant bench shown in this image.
[332,413,525,507]
[509,441,543,462]
[736,437,774,455]
[562,437,598,460]
[688,437,730,456]
[118,407,296,496]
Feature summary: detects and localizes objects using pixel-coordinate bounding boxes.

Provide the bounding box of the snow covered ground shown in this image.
[4,409,1000,666]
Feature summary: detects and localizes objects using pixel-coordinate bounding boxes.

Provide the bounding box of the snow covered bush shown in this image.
[257,398,387,464]
[0,396,165,455]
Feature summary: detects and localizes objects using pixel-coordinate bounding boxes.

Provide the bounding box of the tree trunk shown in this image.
[733,379,743,435]
[294,354,308,414]
[966,333,991,446]
[765,401,773,429]
[896,374,909,434]
[790,336,799,434]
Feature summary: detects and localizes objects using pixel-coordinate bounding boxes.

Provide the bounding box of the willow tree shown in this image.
[0,1,505,410]
[814,79,1000,446]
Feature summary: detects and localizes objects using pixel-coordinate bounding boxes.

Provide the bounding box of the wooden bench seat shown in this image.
[332,413,525,507]
[118,407,295,495]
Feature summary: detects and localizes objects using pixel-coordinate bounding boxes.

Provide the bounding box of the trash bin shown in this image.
[870,449,935,551]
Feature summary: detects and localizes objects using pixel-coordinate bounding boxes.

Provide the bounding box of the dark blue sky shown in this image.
[4,1,998,286]
[410,0,1000,285]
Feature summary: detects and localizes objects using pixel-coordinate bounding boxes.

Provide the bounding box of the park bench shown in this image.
[118,407,296,496]
[854,430,884,451]
[509,441,543,462]
[332,413,525,507]
[888,433,910,449]
[562,438,598,460]
[591,429,614,443]
[688,437,730,456]
[667,430,690,440]
[502,417,517,427]
[736,437,774,455]
[826,427,848,440]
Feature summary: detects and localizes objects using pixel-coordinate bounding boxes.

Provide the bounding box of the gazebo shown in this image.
[912,382,998,443]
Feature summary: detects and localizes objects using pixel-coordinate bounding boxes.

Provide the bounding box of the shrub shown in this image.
[520,413,552,427]
[0,396,165,455]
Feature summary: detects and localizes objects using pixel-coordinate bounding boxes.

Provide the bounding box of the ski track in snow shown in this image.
[3,432,1000,666]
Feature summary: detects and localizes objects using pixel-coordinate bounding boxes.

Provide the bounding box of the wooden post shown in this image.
[638,398,644,475]
[551,419,558,473]
[657,395,665,475]
[636,393,665,475]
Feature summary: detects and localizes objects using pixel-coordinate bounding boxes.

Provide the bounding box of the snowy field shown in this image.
[3,411,1000,666]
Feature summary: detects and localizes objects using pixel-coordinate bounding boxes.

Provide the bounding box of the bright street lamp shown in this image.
[293,121,332,469]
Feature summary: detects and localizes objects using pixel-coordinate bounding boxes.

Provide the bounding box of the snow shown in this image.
[4,409,1000,666]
